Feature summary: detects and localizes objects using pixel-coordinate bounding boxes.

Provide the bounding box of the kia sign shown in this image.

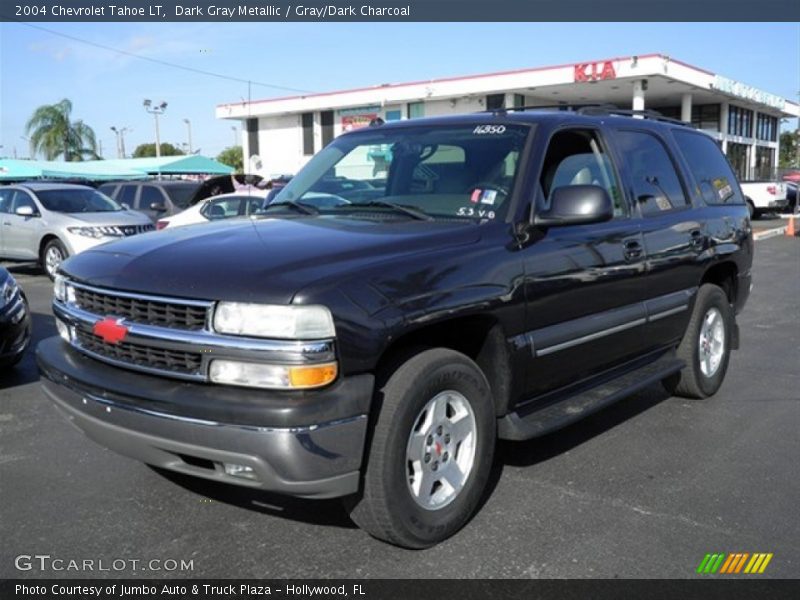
[574,61,616,82]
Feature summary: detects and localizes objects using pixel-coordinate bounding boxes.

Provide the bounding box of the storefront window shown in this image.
[407,102,425,119]
[755,114,778,142]
[691,105,720,131]
[728,106,753,138]
[726,142,749,180]
[754,146,776,180]
[486,94,505,110]
[301,112,314,156]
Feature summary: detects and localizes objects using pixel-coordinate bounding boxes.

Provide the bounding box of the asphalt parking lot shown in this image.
[1,233,798,579]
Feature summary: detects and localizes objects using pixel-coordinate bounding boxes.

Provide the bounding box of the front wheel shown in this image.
[663,284,733,399]
[42,239,69,281]
[348,348,496,548]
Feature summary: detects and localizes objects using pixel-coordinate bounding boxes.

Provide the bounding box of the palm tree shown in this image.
[25,99,99,161]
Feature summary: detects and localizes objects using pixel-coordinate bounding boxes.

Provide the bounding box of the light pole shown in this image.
[110,126,130,158]
[231,125,238,147]
[143,99,168,158]
[183,118,193,154]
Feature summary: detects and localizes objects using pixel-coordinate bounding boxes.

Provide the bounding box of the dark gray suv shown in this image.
[99,180,202,222]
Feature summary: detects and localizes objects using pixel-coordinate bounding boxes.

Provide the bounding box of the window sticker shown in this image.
[480,190,498,205]
[655,196,673,211]
[713,177,733,202]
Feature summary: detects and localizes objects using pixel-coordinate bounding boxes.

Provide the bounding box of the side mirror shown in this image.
[15,205,36,217]
[535,185,613,227]
[149,203,167,212]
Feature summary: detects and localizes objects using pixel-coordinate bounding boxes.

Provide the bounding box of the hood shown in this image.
[61,216,481,304]
[59,210,152,226]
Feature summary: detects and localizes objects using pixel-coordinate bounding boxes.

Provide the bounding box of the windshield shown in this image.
[37,189,123,213]
[163,184,201,209]
[272,124,530,221]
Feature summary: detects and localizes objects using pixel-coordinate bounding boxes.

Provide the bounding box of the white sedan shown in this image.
[156,191,267,230]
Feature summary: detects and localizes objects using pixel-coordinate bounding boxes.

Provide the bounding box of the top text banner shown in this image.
[3,0,799,22]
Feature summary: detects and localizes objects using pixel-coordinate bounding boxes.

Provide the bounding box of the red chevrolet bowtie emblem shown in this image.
[93,317,128,345]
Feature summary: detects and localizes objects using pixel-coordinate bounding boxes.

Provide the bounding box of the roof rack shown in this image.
[485,103,692,127]
[576,106,691,127]
[485,103,610,115]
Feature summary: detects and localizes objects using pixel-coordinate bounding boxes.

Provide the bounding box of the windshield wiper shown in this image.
[263,200,319,215]
[349,200,433,221]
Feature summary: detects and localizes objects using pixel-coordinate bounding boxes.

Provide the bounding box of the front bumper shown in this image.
[37,337,373,499]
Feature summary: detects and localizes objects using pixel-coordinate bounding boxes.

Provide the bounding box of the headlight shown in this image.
[53,274,75,303]
[213,303,335,339]
[209,360,338,389]
[54,274,66,301]
[1,275,19,308]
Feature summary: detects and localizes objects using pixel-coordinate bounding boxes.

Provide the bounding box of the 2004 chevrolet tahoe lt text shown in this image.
[37,107,753,548]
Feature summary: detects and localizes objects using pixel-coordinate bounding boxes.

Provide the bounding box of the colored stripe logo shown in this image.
[696,553,773,574]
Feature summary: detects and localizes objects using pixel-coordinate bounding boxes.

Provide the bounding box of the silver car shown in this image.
[0,183,154,279]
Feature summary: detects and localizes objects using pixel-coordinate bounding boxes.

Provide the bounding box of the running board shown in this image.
[498,353,685,441]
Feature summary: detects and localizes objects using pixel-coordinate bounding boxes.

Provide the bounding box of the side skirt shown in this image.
[497,350,684,441]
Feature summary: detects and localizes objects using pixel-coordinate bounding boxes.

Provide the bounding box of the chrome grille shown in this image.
[73,287,208,330]
[75,329,202,375]
[105,224,155,236]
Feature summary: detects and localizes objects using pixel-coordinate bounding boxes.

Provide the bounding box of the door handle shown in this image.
[2,221,10,226]
[623,240,643,261]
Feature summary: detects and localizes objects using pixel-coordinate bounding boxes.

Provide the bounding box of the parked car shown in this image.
[0,267,31,369]
[38,108,752,548]
[156,191,267,229]
[785,181,798,214]
[0,183,154,279]
[739,180,788,219]
[99,180,203,222]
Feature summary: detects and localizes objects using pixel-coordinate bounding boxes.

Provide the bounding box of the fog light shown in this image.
[56,319,71,342]
[223,463,256,480]
[209,360,337,389]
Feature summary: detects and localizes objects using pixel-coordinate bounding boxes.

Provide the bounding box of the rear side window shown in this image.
[616,130,687,216]
[673,130,743,205]
[201,197,243,219]
[140,186,165,209]
[118,185,137,207]
[98,183,118,197]
[0,189,14,213]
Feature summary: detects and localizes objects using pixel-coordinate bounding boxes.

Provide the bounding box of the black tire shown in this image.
[663,284,733,399]
[42,238,69,281]
[348,348,496,549]
[745,199,756,220]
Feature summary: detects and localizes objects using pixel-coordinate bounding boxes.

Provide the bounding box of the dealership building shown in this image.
[216,53,799,181]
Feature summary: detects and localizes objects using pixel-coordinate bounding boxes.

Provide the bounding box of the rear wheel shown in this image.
[348,348,496,548]
[663,284,733,399]
[745,199,756,219]
[42,239,68,281]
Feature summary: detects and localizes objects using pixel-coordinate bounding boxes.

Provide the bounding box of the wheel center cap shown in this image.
[434,441,443,456]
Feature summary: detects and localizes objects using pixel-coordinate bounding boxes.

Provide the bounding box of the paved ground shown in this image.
[1,235,798,579]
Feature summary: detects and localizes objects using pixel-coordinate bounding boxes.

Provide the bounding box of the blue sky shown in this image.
[1,22,797,160]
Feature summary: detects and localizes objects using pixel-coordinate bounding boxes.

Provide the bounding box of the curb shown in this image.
[753,226,788,241]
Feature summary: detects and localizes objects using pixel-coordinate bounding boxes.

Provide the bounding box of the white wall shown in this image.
[253,114,307,177]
